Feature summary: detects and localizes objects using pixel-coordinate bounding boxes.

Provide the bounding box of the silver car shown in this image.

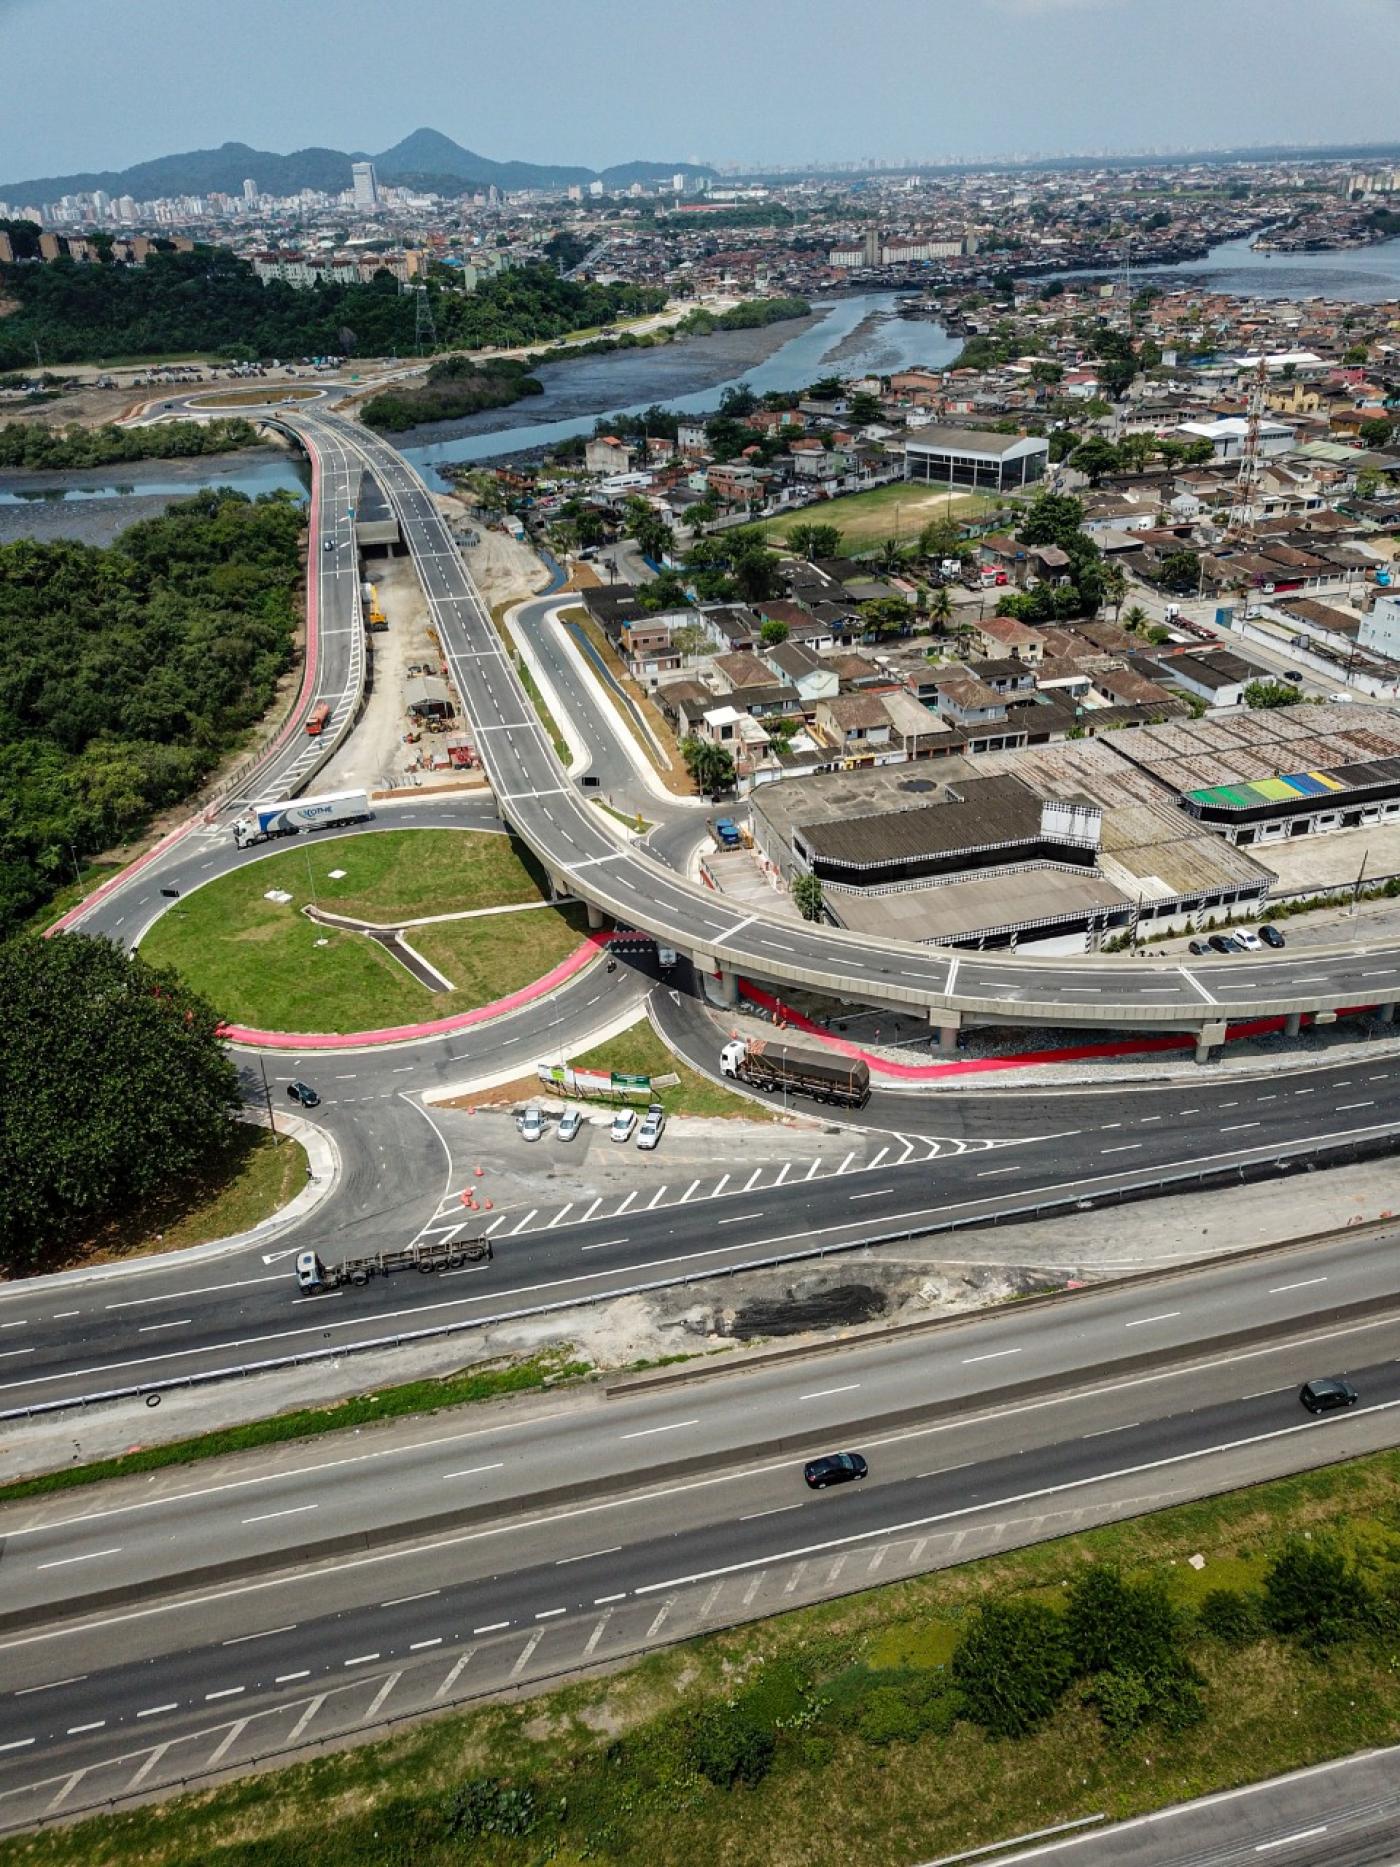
[609,1107,637,1144]
[518,1106,545,1143]
[636,1103,666,1151]
[556,1106,582,1142]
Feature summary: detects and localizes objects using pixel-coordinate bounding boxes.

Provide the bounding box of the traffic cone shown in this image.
[474,1164,484,1177]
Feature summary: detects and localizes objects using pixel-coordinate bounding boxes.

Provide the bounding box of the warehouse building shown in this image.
[903,426,1050,493]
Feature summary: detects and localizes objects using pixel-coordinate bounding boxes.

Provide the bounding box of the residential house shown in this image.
[813,693,896,761]
[976,615,1048,665]
[763,640,840,706]
[585,435,634,474]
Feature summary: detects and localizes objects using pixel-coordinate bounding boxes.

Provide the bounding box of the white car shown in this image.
[1234,929,1262,951]
[556,1107,582,1143]
[636,1103,666,1151]
[609,1107,638,1144]
[518,1106,545,1143]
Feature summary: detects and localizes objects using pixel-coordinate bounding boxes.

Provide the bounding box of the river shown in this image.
[1056,232,1400,302]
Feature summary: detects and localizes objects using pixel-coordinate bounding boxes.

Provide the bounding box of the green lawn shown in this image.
[140,829,591,1033]
[41,1125,308,1274]
[21,1444,1400,1867]
[568,1022,781,1120]
[760,482,997,551]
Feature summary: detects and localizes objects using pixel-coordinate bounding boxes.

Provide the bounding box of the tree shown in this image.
[730,542,783,603]
[1244,679,1303,710]
[786,522,842,561]
[847,391,884,426]
[1158,549,1201,594]
[0,935,243,1270]
[952,1599,1074,1739]
[1018,491,1085,548]
[623,499,673,564]
[1181,438,1217,467]
[1355,467,1382,501]
[680,736,735,797]
[1122,604,1149,634]
[1101,562,1128,620]
[1069,436,1122,485]
[792,873,825,921]
[636,571,690,614]
[1263,1539,1374,1650]
[1361,420,1397,454]
[670,620,712,660]
[860,596,913,638]
[759,618,789,648]
[928,585,954,632]
[917,515,965,564]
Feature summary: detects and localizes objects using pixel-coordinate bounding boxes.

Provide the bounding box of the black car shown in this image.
[1300,1377,1359,1415]
[1260,924,1286,949]
[804,1451,868,1489]
[287,1080,320,1108]
[1207,934,1237,955]
[1188,939,1207,956]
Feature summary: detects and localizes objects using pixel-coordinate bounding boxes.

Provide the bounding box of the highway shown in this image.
[2,1255,1398,1831]
[281,408,1400,1043]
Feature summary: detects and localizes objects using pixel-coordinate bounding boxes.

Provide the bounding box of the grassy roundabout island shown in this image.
[140,827,592,1034]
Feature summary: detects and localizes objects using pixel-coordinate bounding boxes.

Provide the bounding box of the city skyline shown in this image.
[4,0,1400,185]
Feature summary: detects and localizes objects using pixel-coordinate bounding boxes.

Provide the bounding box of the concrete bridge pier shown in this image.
[1194,1020,1228,1064]
[715,967,739,1008]
[1284,1011,1302,1038]
[1379,1002,1396,1024]
[585,901,605,931]
[930,1008,963,1053]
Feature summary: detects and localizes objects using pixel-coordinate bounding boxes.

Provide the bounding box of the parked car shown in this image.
[287,1080,320,1107]
[636,1103,666,1151]
[1235,929,1263,951]
[610,1107,638,1144]
[518,1106,545,1143]
[1283,669,1303,683]
[804,1451,869,1489]
[1188,940,1207,957]
[1300,1377,1359,1415]
[1207,934,1237,955]
[556,1106,582,1143]
[1260,924,1286,949]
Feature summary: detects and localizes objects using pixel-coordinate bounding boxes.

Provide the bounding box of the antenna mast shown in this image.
[1227,352,1268,538]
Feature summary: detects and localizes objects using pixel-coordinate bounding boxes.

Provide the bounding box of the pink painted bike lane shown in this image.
[219,931,614,1050]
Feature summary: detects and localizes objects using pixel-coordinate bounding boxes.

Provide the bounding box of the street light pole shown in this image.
[258,1055,280,1141]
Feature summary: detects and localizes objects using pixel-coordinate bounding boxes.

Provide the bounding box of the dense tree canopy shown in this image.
[0,489,304,936]
[360,357,542,433]
[0,934,243,1269]
[0,247,666,370]
[0,416,264,472]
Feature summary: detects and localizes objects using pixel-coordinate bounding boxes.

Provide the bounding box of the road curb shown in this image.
[10,1294,1400,1638]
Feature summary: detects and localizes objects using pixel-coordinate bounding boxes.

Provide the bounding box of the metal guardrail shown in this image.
[5,1125,1397,1424]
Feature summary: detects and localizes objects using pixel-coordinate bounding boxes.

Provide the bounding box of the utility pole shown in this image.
[258,1055,280,1140]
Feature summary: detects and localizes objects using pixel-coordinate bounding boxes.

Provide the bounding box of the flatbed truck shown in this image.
[296,1236,492,1292]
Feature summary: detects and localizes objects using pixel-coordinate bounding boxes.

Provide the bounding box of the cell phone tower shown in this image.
[1227,352,1269,537]
[413,285,438,357]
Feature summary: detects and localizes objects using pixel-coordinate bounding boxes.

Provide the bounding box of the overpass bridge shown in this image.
[279,410,1400,1060]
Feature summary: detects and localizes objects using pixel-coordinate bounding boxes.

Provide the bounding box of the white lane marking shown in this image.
[535,1607,566,1620]
[680,1179,701,1202]
[1256,1830,1327,1854]
[836,1150,856,1174]
[580,1197,602,1222]
[800,1384,861,1401]
[137,1319,192,1333]
[962,1349,1021,1365]
[646,1185,668,1210]
[287,1694,326,1742]
[15,1675,87,1696]
[136,1703,177,1719]
[1338,1101,1374,1112]
[343,1652,380,1668]
[409,1637,442,1652]
[868,1147,889,1170]
[806,1158,821,1181]
[1221,1122,1261,1133]
[547,1205,574,1229]
[381,1589,439,1609]
[848,1188,891,1201]
[583,1613,612,1656]
[65,1722,104,1735]
[242,1505,318,1525]
[622,1419,698,1439]
[206,1717,250,1767]
[442,1462,504,1480]
[205,1686,244,1701]
[507,1209,538,1237]
[364,1671,402,1720]
[511,1629,546,1677]
[435,1654,475,1698]
[1101,1144,1143,1155]
[0,1739,34,1752]
[977,1166,1019,1177]
[557,1545,622,1565]
[718,1212,762,1225]
[712,1174,730,1196]
[37,1547,121,1570]
[1125,1312,1181,1328]
[741,1504,801,1522]
[275,1671,310,1683]
[222,1625,295,1646]
[1271,1277,1328,1294]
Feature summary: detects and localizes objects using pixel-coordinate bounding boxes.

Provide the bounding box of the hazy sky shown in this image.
[3,0,1399,183]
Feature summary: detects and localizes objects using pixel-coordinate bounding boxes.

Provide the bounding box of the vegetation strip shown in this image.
[17,1444,1400,1864]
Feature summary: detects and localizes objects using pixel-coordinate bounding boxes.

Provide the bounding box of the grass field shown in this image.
[140,829,591,1033]
[40,1125,308,1274]
[20,1445,1400,1867]
[760,482,998,551]
[567,1021,780,1120]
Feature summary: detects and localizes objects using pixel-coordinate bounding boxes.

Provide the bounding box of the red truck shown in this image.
[305,701,332,737]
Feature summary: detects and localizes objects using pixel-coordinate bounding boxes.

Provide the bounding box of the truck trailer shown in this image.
[231,788,372,849]
[295,1236,492,1292]
[719,1037,871,1109]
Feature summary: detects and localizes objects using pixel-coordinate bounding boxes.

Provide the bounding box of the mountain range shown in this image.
[0,127,716,205]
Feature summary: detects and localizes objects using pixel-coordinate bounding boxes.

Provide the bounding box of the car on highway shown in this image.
[518,1106,545,1143]
[1260,924,1286,949]
[1300,1376,1359,1414]
[1234,929,1263,951]
[1284,669,1303,683]
[804,1451,869,1489]
[556,1106,582,1143]
[287,1080,320,1107]
[610,1107,638,1144]
[322,537,336,551]
[636,1103,666,1150]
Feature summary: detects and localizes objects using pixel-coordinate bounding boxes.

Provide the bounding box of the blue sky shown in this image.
[3,0,1398,183]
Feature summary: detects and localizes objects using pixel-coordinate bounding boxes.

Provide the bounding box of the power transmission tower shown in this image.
[413,285,438,357]
[1227,353,1269,538]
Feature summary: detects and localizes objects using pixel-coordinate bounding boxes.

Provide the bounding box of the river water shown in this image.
[1057,232,1400,302]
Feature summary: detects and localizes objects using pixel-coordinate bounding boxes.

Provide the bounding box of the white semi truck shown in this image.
[231,788,372,849]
